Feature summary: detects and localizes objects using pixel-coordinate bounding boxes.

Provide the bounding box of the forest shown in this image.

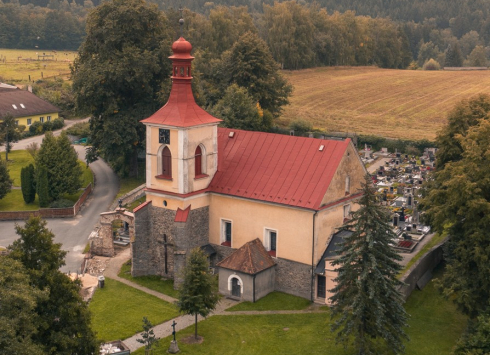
[1,0,490,69]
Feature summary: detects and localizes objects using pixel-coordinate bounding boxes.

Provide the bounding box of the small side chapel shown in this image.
[131,35,367,303]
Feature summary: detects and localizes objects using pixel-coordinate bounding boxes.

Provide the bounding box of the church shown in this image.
[131,35,367,304]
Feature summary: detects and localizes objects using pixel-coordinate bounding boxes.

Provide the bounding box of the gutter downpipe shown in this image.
[253,274,256,303]
[311,210,319,302]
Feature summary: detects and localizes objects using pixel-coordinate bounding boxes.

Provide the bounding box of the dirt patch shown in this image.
[180,335,204,344]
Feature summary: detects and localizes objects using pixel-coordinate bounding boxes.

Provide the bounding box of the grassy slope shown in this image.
[281,66,490,140]
[89,278,179,342]
[226,291,311,311]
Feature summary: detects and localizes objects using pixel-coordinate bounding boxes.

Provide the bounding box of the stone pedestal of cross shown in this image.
[168,320,179,354]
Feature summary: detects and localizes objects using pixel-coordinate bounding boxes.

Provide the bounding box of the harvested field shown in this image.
[0,48,77,83]
[281,66,490,140]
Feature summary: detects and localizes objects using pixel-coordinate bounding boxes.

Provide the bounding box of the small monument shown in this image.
[168,320,179,354]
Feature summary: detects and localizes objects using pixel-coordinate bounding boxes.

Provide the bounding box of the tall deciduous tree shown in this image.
[421,118,490,317]
[0,112,22,161]
[224,31,292,118]
[0,257,46,355]
[177,247,220,340]
[212,84,271,131]
[8,216,98,354]
[330,174,409,355]
[36,131,82,201]
[71,0,173,176]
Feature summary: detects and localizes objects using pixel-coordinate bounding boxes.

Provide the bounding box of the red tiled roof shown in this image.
[141,81,221,127]
[216,238,275,275]
[133,200,151,213]
[0,88,60,119]
[175,205,190,222]
[208,128,350,210]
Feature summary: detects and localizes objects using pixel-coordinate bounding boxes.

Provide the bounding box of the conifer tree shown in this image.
[329,174,409,355]
[177,247,220,340]
[21,163,36,203]
[0,156,12,200]
[36,165,49,208]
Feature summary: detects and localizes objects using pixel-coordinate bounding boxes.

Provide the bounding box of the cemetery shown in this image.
[366,146,436,253]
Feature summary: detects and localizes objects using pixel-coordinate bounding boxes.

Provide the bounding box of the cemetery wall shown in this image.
[398,238,447,301]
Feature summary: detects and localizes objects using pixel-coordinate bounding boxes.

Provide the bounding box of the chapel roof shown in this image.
[0,88,60,119]
[216,238,275,275]
[209,128,351,210]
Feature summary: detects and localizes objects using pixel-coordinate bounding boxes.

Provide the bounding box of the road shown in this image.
[0,118,119,273]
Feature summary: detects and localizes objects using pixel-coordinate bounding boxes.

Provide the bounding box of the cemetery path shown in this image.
[367,157,390,173]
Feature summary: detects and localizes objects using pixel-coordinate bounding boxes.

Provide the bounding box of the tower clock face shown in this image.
[159,129,170,144]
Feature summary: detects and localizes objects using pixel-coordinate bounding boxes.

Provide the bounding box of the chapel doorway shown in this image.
[231,277,241,297]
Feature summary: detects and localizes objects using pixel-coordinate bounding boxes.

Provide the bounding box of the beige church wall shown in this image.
[146,126,180,193]
[324,259,337,305]
[208,194,314,265]
[315,206,344,264]
[321,142,367,205]
[185,125,218,191]
[146,191,210,211]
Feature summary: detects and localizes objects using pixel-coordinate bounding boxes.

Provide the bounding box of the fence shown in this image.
[0,183,93,221]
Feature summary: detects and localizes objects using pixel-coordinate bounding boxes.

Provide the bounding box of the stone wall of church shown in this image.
[132,203,176,277]
[133,204,210,285]
[273,257,312,300]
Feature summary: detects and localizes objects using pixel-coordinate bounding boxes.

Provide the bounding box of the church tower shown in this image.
[141,36,221,209]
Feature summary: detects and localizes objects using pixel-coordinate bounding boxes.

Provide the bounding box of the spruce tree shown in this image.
[177,248,220,340]
[329,174,409,355]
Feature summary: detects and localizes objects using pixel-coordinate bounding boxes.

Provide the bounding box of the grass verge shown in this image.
[5,150,35,186]
[118,260,179,299]
[132,265,465,355]
[226,291,311,312]
[89,277,179,342]
[0,190,38,211]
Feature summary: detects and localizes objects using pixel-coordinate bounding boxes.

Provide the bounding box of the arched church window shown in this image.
[161,146,172,178]
[195,145,202,176]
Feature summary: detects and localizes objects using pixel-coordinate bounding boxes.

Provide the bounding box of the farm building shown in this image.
[131,36,367,303]
[0,86,60,127]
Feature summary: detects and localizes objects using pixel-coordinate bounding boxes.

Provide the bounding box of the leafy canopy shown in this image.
[71,0,173,176]
[330,174,409,355]
[8,216,98,354]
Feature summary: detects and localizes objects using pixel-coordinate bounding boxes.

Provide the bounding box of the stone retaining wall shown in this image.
[398,238,447,301]
[110,184,145,211]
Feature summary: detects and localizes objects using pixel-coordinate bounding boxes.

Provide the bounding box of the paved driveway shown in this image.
[0,118,119,273]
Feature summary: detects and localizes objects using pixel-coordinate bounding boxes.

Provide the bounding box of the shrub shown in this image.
[51,118,64,130]
[423,58,441,70]
[289,119,313,136]
[49,199,74,208]
[408,61,419,70]
[42,121,53,132]
[66,122,90,137]
[29,121,43,135]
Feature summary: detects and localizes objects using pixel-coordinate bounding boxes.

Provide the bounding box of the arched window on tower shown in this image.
[194,145,207,178]
[195,145,202,176]
[161,146,172,179]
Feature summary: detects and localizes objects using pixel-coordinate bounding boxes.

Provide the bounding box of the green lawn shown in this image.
[118,260,179,299]
[0,153,93,211]
[117,177,144,198]
[89,278,179,342]
[226,291,311,312]
[132,265,466,355]
[5,150,35,186]
[0,190,38,211]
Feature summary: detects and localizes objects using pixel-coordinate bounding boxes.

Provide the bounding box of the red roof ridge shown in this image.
[133,200,152,213]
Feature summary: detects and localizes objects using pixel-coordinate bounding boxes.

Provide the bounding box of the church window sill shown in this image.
[221,241,231,247]
[194,174,209,180]
[156,174,172,181]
